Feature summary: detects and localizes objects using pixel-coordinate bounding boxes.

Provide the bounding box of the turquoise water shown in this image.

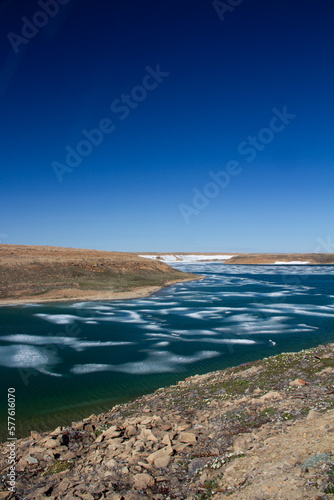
[0,263,333,439]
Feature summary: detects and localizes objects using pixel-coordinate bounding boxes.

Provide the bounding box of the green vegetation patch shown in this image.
[260,406,277,417]
[42,459,74,476]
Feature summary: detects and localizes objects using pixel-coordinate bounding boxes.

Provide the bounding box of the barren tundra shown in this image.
[0,245,199,304]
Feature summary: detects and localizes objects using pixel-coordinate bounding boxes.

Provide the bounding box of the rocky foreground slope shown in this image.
[1,343,333,500]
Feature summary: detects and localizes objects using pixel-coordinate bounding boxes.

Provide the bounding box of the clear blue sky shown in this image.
[1,0,333,252]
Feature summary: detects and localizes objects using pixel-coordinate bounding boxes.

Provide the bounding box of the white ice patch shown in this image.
[261,303,334,318]
[1,334,134,351]
[184,338,256,345]
[0,344,59,370]
[186,307,228,320]
[139,254,235,263]
[35,309,146,325]
[35,313,79,324]
[143,324,164,331]
[170,329,218,336]
[71,350,220,375]
[71,363,111,374]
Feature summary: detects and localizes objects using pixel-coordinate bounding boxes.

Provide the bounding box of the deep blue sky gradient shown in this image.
[0,0,333,252]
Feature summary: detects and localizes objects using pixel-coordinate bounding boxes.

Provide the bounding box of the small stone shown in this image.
[105,458,117,468]
[103,426,121,439]
[258,391,282,402]
[80,494,95,500]
[178,432,197,444]
[54,478,70,494]
[43,438,59,449]
[50,426,63,436]
[26,455,38,464]
[289,378,307,387]
[156,476,168,482]
[140,428,158,442]
[125,425,137,437]
[62,451,76,460]
[154,455,171,468]
[133,472,155,489]
[30,431,42,440]
[162,434,172,446]
[147,445,173,467]
[83,424,95,432]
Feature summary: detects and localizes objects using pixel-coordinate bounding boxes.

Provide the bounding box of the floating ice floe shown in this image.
[1,334,134,351]
[71,349,220,375]
[0,344,61,375]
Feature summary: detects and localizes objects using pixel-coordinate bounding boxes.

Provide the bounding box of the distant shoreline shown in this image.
[136,252,334,265]
[1,244,333,305]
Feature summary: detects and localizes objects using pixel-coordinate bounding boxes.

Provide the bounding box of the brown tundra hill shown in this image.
[0,245,200,304]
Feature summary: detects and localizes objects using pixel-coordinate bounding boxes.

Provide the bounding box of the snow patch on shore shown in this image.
[139,254,235,263]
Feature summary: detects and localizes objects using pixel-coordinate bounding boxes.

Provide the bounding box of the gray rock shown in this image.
[302,453,331,469]
[188,457,211,476]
